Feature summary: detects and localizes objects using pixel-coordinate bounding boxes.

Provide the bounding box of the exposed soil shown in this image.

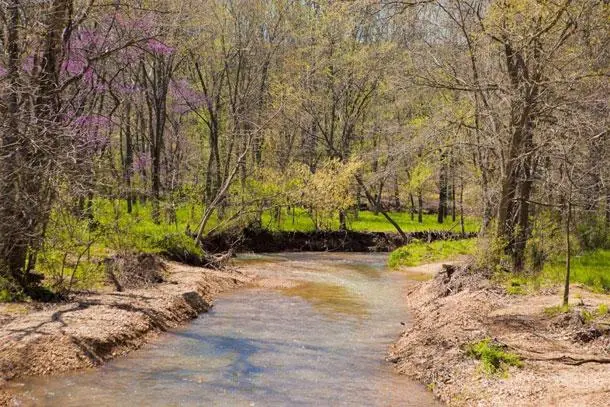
[203,228,477,253]
[0,262,252,406]
[389,264,610,406]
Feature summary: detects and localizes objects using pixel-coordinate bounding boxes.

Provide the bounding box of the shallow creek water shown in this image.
[10,252,440,406]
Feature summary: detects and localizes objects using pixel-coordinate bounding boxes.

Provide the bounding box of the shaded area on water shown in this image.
[9,252,441,407]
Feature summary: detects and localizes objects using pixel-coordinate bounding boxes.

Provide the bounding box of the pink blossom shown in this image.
[146,39,174,56]
[171,79,208,114]
[22,56,35,73]
[62,56,88,75]
[134,152,151,172]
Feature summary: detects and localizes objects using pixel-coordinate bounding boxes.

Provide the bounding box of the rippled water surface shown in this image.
[11,252,440,406]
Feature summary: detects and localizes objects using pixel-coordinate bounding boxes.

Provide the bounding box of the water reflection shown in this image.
[281,281,368,317]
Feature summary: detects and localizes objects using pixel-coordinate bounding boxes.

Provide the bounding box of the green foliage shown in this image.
[388,239,476,268]
[36,204,104,293]
[263,209,480,234]
[150,232,205,265]
[506,278,527,295]
[543,304,571,317]
[543,249,610,293]
[353,212,479,234]
[581,309,594,324]
[0,289,12,303]
[576,215,610,251]
[474,235,512,272]
[0,274,23,302]
[465,339,522,376]
[597,303,609,316]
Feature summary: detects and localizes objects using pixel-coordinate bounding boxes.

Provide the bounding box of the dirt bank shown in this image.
[203,228,477,253]
[0,262,252,405]
[389,265,610,406]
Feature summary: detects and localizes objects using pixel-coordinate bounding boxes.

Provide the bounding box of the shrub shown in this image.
[103,253,166,291]
[543,304,571,317]
[506,278,526,295]
[151,232,206,265]
[0,276,23,302]
[576,216,609,251]
[465,338,522,375]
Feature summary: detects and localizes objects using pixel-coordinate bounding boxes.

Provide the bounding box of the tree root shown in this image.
[522,354,610,366]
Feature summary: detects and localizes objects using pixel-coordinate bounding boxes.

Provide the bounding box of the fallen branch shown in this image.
[521,354,610,366]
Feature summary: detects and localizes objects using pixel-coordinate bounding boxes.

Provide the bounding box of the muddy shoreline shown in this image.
[0,262,252,406]
[389,266,610,406]
[203,228,476,253]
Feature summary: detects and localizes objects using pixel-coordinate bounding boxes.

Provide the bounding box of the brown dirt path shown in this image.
[0,262,252,405]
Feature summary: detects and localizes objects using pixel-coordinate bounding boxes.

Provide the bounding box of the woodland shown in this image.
[0,0,608,303]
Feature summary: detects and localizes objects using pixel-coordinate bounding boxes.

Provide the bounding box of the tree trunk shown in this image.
[418,189,423,224]
[149,56,171,224]
[563,202,572,307]
[410,193,416,221]
[438,154,448,224]
[355,175,407,241]
[460,179,465,237]
[513,156,534,272]
[339,210,347,231]
[124,104,134,214]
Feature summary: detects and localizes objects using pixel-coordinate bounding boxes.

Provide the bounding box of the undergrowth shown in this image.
[388,238,476,268]
[465,338,522,376]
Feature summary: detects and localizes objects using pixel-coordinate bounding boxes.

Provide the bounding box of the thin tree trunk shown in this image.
[438,153,448,224]
[460,179,465,236]
[563,202,572,307]
[410,193,416,221]
[339,210,347,231]
[355,175,407,241]
[418,189,423,224]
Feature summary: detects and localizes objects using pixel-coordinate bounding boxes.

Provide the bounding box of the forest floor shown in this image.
[390,263,610,406]
[0,262,252,406]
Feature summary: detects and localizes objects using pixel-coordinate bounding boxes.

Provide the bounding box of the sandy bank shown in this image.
[389,265,610,406]
[0,262,252,404]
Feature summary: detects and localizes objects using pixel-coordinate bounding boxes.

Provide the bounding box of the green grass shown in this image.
[543,304,571,317]
[465,338,522,376]
[542,249,610,293]
[495,249,610,295]
[37,199,216,292]
[262,207,480,233]
[37,200,479,292]
[388,238,476,268]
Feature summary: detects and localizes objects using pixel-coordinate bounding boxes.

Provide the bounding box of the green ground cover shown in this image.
[31,201,478,294]
[262,208,480,233]
[542,249,610,293]
[500,249,610,295]
[387,239,477,268]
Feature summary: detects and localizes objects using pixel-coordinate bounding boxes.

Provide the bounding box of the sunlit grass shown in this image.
[496,249,610,295]
[542,249,610,293]
[388,239,477,268]
[262,207,480,233]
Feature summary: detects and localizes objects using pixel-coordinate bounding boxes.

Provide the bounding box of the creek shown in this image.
[11,252,439,406]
